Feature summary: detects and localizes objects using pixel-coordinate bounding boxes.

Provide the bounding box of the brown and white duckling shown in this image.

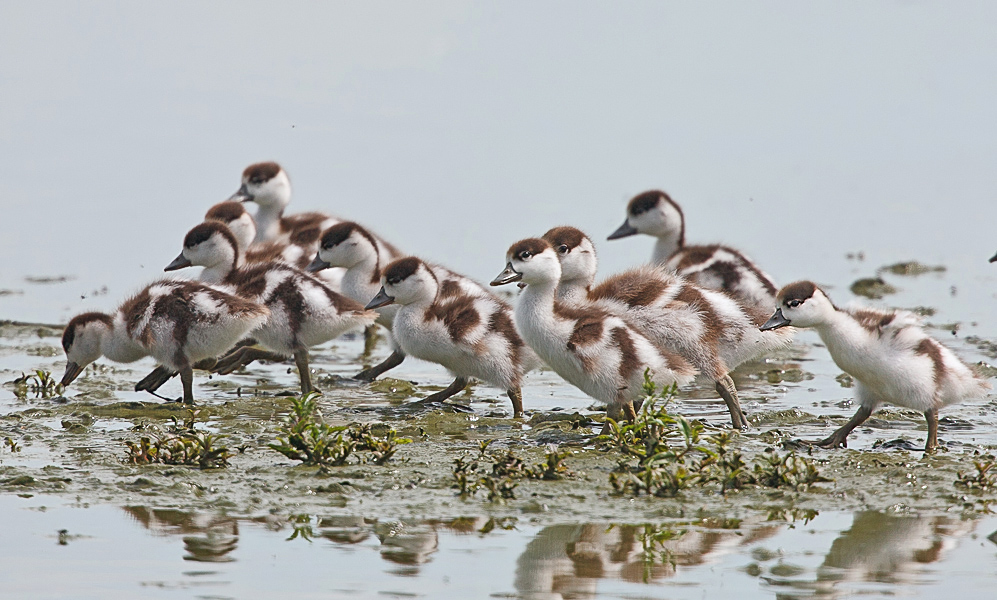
[226,161,338,245]
[607,190,778,313]
[306,221,408,381]
[760,281,991,452]
[61,280,268,403]
[491,239,697,424]
[165,221,377,394]
[205,201,324,272]
[365,257,537,417]
[543,226,793,428]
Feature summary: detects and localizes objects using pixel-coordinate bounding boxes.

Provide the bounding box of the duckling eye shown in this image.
[387,277,401,285]
[787,299,803,308]
[517,251,532,261]
[557,245,569,254]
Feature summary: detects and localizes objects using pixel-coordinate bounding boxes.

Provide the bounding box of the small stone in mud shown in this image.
[850,277,898,299]
[878,261,946,277]
[368,378,417,399]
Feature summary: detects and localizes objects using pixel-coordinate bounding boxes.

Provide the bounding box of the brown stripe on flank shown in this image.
[589,272,667,307]
[778,280,818,305]
[542,226,588,250]
[850,308,896,334]
[915,338,946,385]
[205,201,248,223]
[243,161,281,183]
[554,303,606,351]
[427,295,480,342]
[674,285,723,349]
[610,327,639,381]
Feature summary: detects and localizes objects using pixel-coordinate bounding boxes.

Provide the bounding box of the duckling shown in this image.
[61,280,269,404]
[365,257,537,417]
[227,161,338,245]
[760,281,991,452]
[165,221,377,394]
[607,190,777,312]
[491,238,697,424]
[306,221,407,381]
[205,201,322,272]
[543,226,793,428]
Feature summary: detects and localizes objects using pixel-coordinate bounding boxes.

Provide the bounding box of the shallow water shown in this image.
[4,2,997,598]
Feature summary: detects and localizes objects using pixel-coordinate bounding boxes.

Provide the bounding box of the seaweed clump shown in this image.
[269,393,411,468]
[603,371,830,497]
[124,409,232,469]
[451,440,574,502]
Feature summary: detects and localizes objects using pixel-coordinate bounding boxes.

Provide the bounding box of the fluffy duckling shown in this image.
[760,281,991,452]
[227,161,338,245]
[491,238,697,423]
[165,221,377,394]
[543,226,793,428]
[365,257,537,417]
[61,280,268,403]
[205,201,321,271]
[607,190,777,312]
[306,221,407,380]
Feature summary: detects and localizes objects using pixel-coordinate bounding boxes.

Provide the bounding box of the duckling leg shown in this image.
[213,347,289,374]
[622,400,638,423]
[715,375,749,430]
[419,376,469,404]
[135,366,177,393]
[813,405,873,448]
[506,387,524,418]
[924,408,939,454]
[362,326,380,358]
[353,350,406,382]
[293,348,315,395]
[179,366,195,404]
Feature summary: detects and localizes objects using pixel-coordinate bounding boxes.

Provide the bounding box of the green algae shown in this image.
[850,276,898,299]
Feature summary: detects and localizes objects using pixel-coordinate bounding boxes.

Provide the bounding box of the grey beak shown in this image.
[228,183,252,203]
[164,253,192,271]
[490,263,522,286]
[607,219,638,240]
[989,252,997,263]
[760,308,792,331]
[61,361,84,387]
[306,256,331,273]
[365,287,395,310]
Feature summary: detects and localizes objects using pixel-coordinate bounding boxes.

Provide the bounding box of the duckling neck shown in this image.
[200,253,241,286]
[341,253,381,295]
[102,315,149,363]
[652,232,683,263]
[556,279,590,305]
[517,280,560,335]
[253,206,284,243]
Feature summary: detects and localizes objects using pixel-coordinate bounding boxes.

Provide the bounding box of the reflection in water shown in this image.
[763,511,975,598]
[122,506,240,563]
[515,521,781,598]
[118,506,981,598]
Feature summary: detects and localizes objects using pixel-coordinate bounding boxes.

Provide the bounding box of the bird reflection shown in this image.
[121,506,239,563]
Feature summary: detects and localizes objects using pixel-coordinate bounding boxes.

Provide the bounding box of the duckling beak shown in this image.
[306,256,330,273]
[164,253,192,271]
[228,184,252,203]
[61,361,84,387]
[490,263,522,286]
[760,308,792,331]
[607,220,638,240]
[989,251,997,263]
[366,287,395,310]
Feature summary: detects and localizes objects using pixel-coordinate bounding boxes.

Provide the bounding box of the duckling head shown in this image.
[166,221,241,276]
[542,226,598,287]
[61,313,113,385]
[492,238,561,288]
[761,280,831,330]
[309,222,379,272]
[368,257,438,309]
[608,190,684,242]
[205,201,256,251]
[228,161,291,211]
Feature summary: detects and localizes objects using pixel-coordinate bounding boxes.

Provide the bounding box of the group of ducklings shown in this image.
[60,162,992,453]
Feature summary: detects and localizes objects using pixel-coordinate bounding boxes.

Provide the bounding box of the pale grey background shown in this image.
[2,1,996,324]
